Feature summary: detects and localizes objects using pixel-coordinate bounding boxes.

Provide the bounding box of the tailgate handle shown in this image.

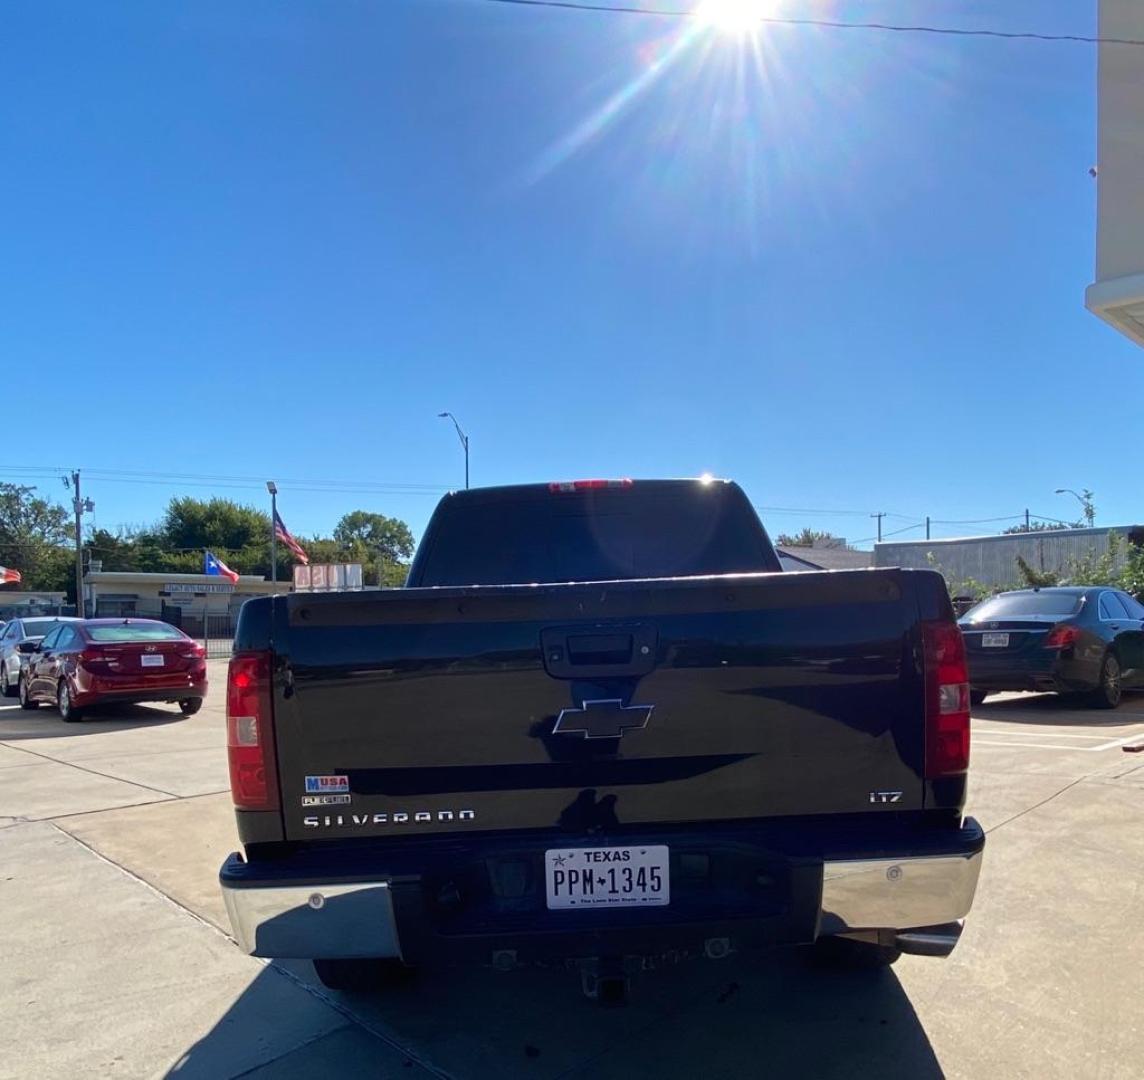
[541,625,657,679]
[567,634,632,666]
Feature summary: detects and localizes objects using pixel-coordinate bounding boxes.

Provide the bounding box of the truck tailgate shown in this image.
[271,570,928,840]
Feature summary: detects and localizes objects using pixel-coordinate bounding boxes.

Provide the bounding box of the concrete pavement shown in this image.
[2,668,1143,1078]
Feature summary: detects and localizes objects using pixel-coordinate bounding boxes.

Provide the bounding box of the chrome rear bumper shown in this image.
[221,824,984,961]
[222,879,403,959]
[821,849,984,933]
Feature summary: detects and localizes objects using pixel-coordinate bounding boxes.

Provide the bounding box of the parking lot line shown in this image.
[972,729,1113,740]
[974,731,1144,752]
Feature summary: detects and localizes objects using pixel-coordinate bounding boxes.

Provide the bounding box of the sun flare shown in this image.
[696,0,779,35]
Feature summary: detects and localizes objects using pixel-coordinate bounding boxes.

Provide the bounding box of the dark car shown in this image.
[18,618,207,721]
[959,587,1144,709]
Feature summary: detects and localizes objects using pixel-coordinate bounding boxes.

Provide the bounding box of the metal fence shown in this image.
[874,525,1136,590]
[202,613,237,659]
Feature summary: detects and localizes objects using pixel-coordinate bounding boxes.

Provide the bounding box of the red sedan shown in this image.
[18,618,207,722]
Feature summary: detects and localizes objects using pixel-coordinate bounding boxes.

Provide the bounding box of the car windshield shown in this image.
[21,619,63,640]
[964,593,1084,621]
[86,624,186,643]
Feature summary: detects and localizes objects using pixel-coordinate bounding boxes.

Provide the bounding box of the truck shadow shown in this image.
[0,702,185,740]
[165,950,942,1079]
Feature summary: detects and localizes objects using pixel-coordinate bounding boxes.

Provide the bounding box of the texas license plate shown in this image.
[140,654,165,667]
[545,845,669,910]
[982,633,1009,648]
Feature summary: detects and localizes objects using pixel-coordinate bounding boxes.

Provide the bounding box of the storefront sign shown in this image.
[163,583,235,594]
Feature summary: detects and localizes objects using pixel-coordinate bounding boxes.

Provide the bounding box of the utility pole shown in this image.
[267,481,278,583]
[870,512,885,543]
[65,471,94,617]
[926,516,931,540]
[1025,508,1030,531]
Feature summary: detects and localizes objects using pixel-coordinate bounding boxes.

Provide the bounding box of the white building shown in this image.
[1087,1,1144,345]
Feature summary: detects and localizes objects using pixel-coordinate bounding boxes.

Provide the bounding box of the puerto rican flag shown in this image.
[0,566,21,585]
[204,551,240,583]
[274,509,309,565]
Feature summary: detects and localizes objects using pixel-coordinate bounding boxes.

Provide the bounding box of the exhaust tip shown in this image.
[894,921,964,957]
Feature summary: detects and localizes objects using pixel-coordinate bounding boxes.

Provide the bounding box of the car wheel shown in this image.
[18,675,39,711]
[179,698,202,717]
[809,936,901,970]
[311,958,415,992]
[0,663,16,698]
[970,690,988,708]
[58,680,84,723]
[1090,652,1123,710]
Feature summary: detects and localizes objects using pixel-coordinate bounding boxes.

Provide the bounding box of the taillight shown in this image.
[922,620,971,778]
[548,479,633,493]
[78,647,113,673]
[180,642,207,661]
[1043,624,1081,650]
[226,651,279,811]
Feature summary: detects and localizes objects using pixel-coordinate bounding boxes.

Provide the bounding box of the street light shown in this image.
[267,481,278,583]
[437,412,470,490]
[1055,488,1094,527]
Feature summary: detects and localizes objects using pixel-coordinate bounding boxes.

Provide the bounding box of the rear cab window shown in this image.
[964,593,1084,621]
[410,481,780,586]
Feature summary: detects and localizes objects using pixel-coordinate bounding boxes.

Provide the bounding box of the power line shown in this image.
[477,0,1144,46]
[883,522,926,538]
[0,464,449,497]
[753,503,900,519]
[930,515,1024,526]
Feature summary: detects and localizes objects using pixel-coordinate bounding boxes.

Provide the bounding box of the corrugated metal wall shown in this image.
[873,526,1132,589]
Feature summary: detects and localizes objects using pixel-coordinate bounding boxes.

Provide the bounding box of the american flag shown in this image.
[274,509,309,565]
[0,566,21,585]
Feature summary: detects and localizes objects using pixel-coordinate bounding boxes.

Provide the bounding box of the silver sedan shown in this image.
[0,617,82,697]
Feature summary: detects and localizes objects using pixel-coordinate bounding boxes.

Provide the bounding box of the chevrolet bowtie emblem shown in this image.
[552,699,654,740]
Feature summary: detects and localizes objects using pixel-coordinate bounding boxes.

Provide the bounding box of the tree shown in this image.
[0,483,73,592]
[1015,556,1060,588]
[333,511,414,563]
[1122,530,1144,601]
[1003,520,1081,535]
[157,497,270,552]
[5,493,418,591]
[332,511,414,585]
[776,528,845,549]
[85,528,144,573]
[146,497,301,580]
[1078,488,1096,528]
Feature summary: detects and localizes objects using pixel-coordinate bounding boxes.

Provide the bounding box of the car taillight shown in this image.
[78,647,113,673]
[548,479,633,493]
[180,642,207,661]
[1043,624,1081,650]
[922,620,971,778]
[226,651,279,811]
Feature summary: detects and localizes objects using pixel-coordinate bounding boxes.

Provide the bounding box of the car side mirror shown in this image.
[16,641,40,655]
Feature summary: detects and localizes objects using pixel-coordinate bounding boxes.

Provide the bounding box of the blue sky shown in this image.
[3,0,1140,550]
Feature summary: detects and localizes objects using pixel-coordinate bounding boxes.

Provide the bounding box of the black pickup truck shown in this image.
[220,479,983,1000]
